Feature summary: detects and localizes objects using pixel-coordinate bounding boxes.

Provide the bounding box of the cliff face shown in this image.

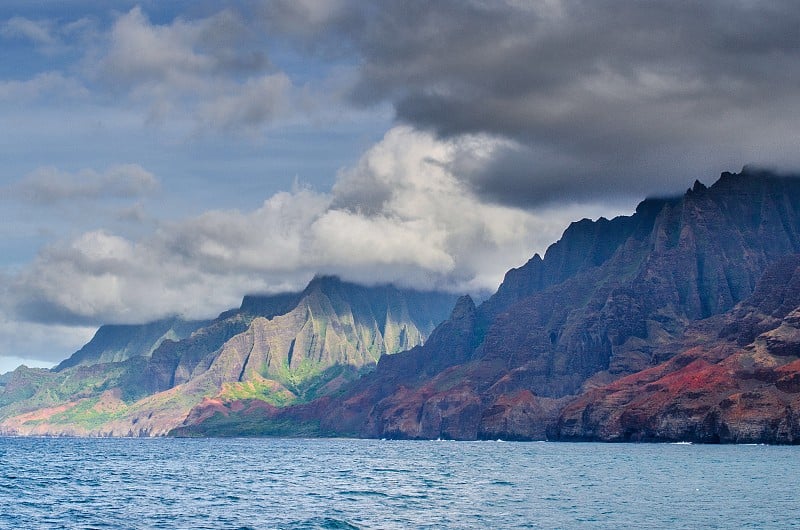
[6,168,800,442]
[553,255,800,443]
[175,169,800,442]
[333,169,800,441]
[479,170,800,396]
[0,277,457,436]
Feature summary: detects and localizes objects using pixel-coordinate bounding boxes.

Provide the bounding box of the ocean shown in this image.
[0,437,797,529]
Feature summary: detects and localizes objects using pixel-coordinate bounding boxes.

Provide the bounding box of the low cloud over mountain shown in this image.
[5,127,619,331]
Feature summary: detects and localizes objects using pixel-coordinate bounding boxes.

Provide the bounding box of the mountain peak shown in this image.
[237,291,302,319]
[307,274,343,288]
[450,295,476,321]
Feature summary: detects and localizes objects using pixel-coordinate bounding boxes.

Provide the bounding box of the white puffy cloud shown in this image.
[10,229,263,325]
[6,126,626,328]
[97,7,268,83]
[159,187,330,274]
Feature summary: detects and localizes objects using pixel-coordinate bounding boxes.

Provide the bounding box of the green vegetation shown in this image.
[218,363,365,407]
[0,367,58,408]
[218,379,295,407]
[0,278,457,436]
[54,366,125,401]
[272,358,325,395]
[266,361,366,403]
[0,362,132,422]
[171,412,342,438]
[44,397,127,430]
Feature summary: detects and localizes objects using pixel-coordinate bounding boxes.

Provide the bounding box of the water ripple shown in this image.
[1,438,799,528]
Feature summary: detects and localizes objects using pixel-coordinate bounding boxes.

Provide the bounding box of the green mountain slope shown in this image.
[0,277,457,436]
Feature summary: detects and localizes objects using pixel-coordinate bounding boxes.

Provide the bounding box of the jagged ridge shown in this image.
[175,168,800,442]
[0,277,457,436]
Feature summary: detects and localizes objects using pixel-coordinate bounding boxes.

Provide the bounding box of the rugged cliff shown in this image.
[6,168,800,442]
[175,168,800,442]
[553,255,800,443]
[0,278,457,436]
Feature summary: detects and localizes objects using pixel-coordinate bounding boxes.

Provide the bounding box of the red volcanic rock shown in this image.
[417,385,484,440]
[343,170,800,441]
[365,385,435,439]
[478,391,565,440]
[182,398,232,426]
[554,280,800,443]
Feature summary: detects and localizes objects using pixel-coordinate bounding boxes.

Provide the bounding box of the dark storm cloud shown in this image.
[262,0,800,205]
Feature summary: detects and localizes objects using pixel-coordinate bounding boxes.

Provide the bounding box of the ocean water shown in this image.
[0,438,798,529]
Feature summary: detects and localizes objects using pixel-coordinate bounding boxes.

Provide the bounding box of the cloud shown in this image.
[0,16,58,48]
[12,164,159,204]
[0,318,95,370]
[2,6,353,136]
[197,73,292,130]
[0,72,88,101]
[115,202,149,224]
[96,7,269,86]
[261,0,800,205]
[5,126,624,327]
[253,0,355,50]
[0,14,97,55]
[84,6,298,132]
[8,2,800,197]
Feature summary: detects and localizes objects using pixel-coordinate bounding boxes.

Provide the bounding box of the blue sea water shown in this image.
[0,437,798,529]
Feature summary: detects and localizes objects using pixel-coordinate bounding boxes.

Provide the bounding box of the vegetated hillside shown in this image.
[0,277,457,436]
[174,168,800,443]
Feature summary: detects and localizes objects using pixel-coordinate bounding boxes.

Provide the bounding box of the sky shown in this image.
[2,0,800,373]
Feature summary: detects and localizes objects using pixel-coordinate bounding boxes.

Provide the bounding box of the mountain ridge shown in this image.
[6,167,800,443]
[174,168,800,443]
[0,277,457,436]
